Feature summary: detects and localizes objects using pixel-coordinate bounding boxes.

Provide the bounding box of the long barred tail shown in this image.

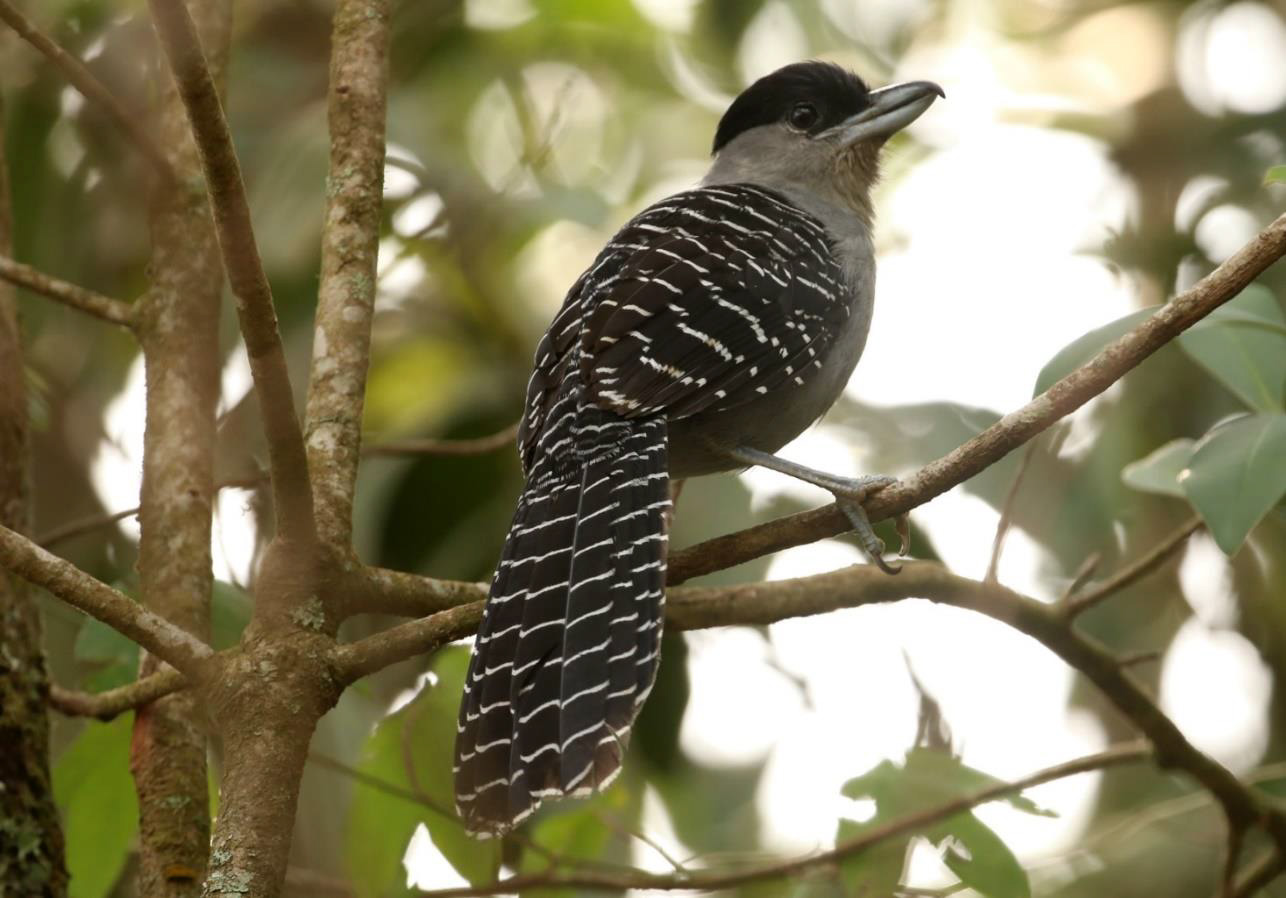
[454,416,670,836]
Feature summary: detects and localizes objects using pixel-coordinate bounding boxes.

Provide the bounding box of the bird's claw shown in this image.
[830,475,903,575]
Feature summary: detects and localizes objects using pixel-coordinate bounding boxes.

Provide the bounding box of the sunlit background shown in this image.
[6,0,1286,895]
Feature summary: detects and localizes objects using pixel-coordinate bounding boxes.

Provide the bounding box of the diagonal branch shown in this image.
[0,0,175,183]
[669,212,1286,584]
[305,0,391,551]
[0,255,134,326]
[146,0,315,546]
[0,524,213,676]
[49,669,188,721]
[413,741,1151,896]
[1063,514,1204,617]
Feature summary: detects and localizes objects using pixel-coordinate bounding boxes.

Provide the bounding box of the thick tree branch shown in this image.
[130,0,231,889]
[669,212,1286,583]
[0,524,213,676]
[336,560,1286,872]
[0,255,134,326]
[147,0,315,546]
[305,0,390,551]
[0,0,175,183]
[49,669,188,721]
[339,564,485,619]
[414,741,1151,896]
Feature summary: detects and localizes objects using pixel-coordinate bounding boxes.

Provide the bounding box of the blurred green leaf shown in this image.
[53,715,138,898]
[211,580,252,651]
[73,616,139,692]
[1178,286,1286,412]
[517,787,631,897]
[1180,412,1286,554]
[838,749,1041,897]
[1265,165,1286,186]
[937,812,1030,898]
[1122,438,1196,498]
[1033,307,1158,396]
[346,647,497,896]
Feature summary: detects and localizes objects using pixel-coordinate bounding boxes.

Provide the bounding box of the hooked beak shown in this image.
[830,80,944,146]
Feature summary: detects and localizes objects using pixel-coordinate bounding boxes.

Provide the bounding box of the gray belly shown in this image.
[667,289,873,478]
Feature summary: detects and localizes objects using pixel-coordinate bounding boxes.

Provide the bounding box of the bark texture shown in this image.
[0,90,68,897]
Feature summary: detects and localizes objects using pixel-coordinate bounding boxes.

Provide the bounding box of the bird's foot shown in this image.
[824,475,906,575]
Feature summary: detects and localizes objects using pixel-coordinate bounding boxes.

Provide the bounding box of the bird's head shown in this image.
[708,61,943,223]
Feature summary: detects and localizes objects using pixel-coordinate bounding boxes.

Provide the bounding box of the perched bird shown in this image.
[455,60,942,836]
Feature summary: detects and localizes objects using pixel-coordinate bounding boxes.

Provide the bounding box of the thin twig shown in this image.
[668,213,1286,584]
[0,524,213,676]
[35,476,265,548]
[1060,552,1102,602]
[364,421,521,458]
[0,0,175,183]
[147,0,315,545]
[1231,848,1285,898]
[1116,649,1161,669]
[413,742,1151,896]
[984,439,1037,584]
[48,669,188,720]
[1064,515,1204,617]
[0,255,133,326]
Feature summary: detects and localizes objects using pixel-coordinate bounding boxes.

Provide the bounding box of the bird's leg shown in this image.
[722,445,906,575]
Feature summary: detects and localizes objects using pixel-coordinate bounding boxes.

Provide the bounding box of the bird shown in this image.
[454,60,942,837]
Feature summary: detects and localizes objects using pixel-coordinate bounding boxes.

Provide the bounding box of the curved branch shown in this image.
[335,560,1286,870]
[146,0,315,546]
[668,212,1286,584]
[49,669,188,721]
[0,255,133,326]
[0,524,213,676]
[0,0,175,183]
[414,741,1151,896]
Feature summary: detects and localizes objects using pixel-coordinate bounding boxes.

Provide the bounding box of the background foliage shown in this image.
[3,0,1285,895]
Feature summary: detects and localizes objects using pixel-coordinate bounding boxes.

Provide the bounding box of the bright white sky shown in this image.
[87,0,1283,892]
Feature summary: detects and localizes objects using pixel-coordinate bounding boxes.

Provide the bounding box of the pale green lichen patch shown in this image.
[289,596,326,632]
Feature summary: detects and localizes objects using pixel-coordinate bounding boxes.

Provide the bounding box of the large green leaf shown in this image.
[1033,307,1158,396]
[53,716,138,898]
[1122,438,1196,498]
[346,647,497,896]
[1180,412,1286,553]
[1178,286,1286,412]
[837,749,1042,897]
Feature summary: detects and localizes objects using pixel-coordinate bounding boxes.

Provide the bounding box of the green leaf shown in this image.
[1122,439,1196,498]
[835,817,910,897]
[53,716,138,898]
[211,580,253,650]
[1033,307,1158,396]
[935,812,1031,898]
[346,647,497,897]
[1178,286,1286,412]
[73,617,139,692]
[1265,165,1286,186]
[902,750,1055,819]
[1180,412,1286,553]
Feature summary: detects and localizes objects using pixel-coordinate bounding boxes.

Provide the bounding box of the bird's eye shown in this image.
[788,103,819,130]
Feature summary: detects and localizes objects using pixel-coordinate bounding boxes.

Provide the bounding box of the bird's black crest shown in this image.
[712,61,870,154]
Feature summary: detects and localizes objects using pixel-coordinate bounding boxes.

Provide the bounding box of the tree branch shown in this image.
[336,561,1286,869]
[0,524,213,676]
[0,255,134,326]
[1063,515,1204,617]
[413,741,1151,896]
[0,0,175,183]
[668,212,1286,584]
[146,0,315,546]
[49,669,188,721]
[304,0,391,551]
[363,421,521,457]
